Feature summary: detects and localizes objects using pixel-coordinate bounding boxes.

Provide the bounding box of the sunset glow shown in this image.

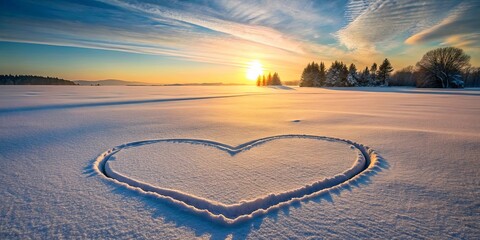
[0,0,479,84]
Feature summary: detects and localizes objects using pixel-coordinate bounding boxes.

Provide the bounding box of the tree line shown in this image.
[0,75,76,85]
[300,59,393,87]
[300,47,478,88]
[256,72,282,86]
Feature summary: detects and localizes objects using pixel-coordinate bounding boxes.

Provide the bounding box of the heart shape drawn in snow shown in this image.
[93,134,382,225]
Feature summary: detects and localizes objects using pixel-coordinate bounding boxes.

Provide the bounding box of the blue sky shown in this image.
[1,0,479,83]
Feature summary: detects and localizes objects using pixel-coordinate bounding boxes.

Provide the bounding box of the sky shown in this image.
[1,0,479,84]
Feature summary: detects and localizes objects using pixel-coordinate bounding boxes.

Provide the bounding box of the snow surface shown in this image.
[0,86,479,238]
[108,137,360,205]
[96,135,375,224]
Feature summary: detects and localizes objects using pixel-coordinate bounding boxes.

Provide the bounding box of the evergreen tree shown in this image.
[317,62,326,87]
[377,58,394,86]
[341,63,349,86]
[256,75,261,86]
[358,67,370,86]
[300,62,321,87]
[299,63,310,87]
[347,63,358,86]
[326,61,349,86]
[311,62,321,87]
[267,72,273,85]
[262,75,266,86]
[0,75,75,85]
[370,63,378,86]
[271,72,282,85]
[348,63,357,74]
[326,61,341,86]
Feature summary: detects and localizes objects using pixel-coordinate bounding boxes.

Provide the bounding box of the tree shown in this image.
[266,72,273,86]
[259,72,282,86]
[318,62,327,87]
[341,63,349,86]
[416,47,470,88]
[347,63,358,86]
[370,63,378,85]
[0,75,75,85]
[390,66,416,86]
[463,67,480,87]
[377,58,394,85]
[326,61,348,86]
[300,62,320,87]
[271,72,282,85]
[358,67,370,87]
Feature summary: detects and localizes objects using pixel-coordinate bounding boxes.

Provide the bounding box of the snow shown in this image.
[96,135,375,224]
[106,137,361,205]
[0,86,479,238]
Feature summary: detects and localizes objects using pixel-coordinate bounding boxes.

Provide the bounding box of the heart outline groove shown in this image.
[92,134,383,225]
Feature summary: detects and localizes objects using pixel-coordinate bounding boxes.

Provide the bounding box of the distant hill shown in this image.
[75,80,247,86]
[162,82,246,86]
[0,75,76,85]
[0,76,248,86]
[74,79,149,86]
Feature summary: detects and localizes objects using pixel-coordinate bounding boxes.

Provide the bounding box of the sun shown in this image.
[246,60,263,81]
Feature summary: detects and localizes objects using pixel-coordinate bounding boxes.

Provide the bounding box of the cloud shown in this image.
[99,0,310,54]
[405,1,480,48]
[441,34,480,49]
[337,0,469,52]
[1,0,478,76]
[0,0,355,71]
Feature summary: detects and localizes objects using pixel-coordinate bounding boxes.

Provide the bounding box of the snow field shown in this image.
[0,86,478,238]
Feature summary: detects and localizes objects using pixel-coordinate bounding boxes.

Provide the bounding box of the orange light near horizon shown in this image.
[246,60,263,81]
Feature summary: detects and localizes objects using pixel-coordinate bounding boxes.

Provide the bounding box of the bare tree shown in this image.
[416,47,470,88]
[463,67,480,87]
[390,66,416,86]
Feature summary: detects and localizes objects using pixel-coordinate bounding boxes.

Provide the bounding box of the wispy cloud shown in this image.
[101,0,305,54]
[337,0,466,52]
[405,1,480,48]
[0,0,352,72]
